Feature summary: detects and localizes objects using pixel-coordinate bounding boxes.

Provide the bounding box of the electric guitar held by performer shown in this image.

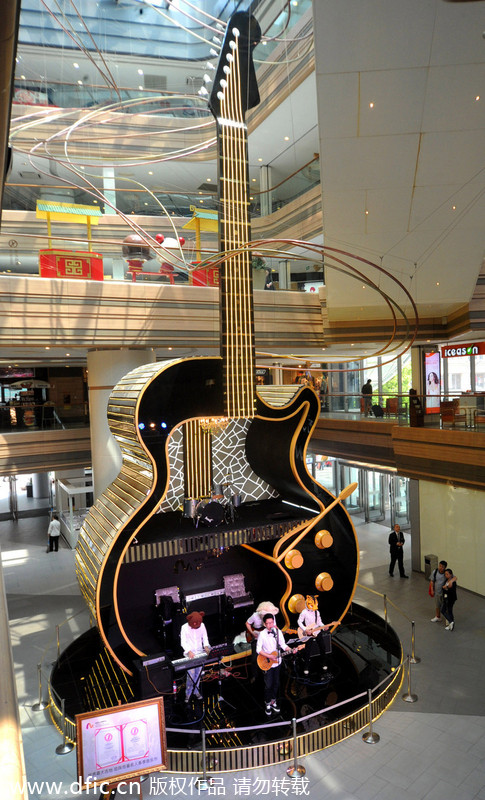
[297,621,341,641]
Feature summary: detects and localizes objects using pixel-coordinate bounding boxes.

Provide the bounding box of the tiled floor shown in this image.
[2,513,485,799]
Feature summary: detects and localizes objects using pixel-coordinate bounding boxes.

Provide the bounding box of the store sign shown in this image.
[441,343,485,358]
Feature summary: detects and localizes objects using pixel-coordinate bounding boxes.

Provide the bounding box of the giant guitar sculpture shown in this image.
[75,11,359,674]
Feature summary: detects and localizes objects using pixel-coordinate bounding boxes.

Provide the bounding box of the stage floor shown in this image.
[51,604,402,756]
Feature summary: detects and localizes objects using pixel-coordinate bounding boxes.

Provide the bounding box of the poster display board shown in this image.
[424,352,441,414]
[76,697,167,790]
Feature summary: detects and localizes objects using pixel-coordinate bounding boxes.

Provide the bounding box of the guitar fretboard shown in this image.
[216,37,256,420]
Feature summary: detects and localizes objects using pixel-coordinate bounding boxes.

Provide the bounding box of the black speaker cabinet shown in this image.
[134,654,174,699]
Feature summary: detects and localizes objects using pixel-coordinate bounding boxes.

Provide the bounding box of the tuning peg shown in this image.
[203,73,212,84]
[212,36,222,44]
[198,86,209,97]
[210,48,218,57]
[205,62,215,70]
[223,65,230,75]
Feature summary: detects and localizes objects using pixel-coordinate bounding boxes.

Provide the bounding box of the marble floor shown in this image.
[2,513,485,800]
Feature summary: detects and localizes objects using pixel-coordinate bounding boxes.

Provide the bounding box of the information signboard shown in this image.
[76,697,167,790]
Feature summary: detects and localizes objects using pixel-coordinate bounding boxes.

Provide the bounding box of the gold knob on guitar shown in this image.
[288,594,306,614]
[315,530,334,549]
[315,572,334,592]
[284,549,304,569]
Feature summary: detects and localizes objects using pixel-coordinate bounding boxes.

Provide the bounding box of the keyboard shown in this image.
[172,643,235,672]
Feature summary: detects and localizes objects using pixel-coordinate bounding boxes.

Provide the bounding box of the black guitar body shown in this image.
[92,356,223,669]
[245,388,359,624]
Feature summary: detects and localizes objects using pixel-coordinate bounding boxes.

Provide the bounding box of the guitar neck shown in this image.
[210,13,261,420]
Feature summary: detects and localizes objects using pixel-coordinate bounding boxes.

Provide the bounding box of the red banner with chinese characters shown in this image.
[191,264,219,286]
[39,249,104,281]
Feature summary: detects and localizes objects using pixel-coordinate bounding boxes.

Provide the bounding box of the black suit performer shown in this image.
[388,523,408,578]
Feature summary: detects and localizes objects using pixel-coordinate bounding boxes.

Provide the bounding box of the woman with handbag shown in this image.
[441,568,457,631]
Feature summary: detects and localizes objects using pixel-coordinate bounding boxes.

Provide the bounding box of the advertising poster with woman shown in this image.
[425,352,441,413]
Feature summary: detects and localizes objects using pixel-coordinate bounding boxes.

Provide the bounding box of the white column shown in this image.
[259,165,272,217]
[278,259,291,290]
[32,472,49,498]
[272,362,283,384]
[87,348,156,500]
[102,166,116,212]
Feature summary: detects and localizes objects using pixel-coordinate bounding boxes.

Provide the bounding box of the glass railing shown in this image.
[12,79,212,117]
[0,403,88,432]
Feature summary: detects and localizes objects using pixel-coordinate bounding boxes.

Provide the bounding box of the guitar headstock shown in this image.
[208,11,261,121]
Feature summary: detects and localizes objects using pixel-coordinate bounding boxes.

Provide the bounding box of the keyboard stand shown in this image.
[216,661,236,709]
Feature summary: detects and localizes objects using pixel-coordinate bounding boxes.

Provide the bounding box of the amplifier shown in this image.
[134,654,174,699]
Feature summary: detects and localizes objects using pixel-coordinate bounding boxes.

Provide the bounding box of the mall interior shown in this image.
[1,1,485,798]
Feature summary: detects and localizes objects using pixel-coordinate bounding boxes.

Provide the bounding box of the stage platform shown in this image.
[49,603,403,773]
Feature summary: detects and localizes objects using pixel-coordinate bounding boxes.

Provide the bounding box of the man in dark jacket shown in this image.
[388,523,408,578]
[361,379,372,416]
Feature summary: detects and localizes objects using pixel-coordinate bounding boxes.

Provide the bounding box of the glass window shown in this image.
[475,355,485,391]
[447,356,471,395]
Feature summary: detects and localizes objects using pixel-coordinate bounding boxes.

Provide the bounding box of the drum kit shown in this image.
[182,482,241,528]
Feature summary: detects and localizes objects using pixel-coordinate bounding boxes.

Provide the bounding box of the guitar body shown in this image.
[257,651,279,672]
[245,390,359,629]
[76,356,223,669]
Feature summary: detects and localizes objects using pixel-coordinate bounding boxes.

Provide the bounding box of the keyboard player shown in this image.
[180,611,210,702]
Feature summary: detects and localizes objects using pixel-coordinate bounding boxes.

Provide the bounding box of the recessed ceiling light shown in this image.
[77,80,83,85]
[369,102,374,109]
[148,171,153,175]
[45,347,50,350]
[252,178,256,182]
[452,205,456,211]
[436,282,440,286]
[284,136,290,141]
[138,85,143,90]
[20,74,26,80]
[73,62,79,69]
[66,353,70,356]
[206,177,212,182]
[365,210,369,215]
[258,158,263,162]
[138,69,144,75]
[475,95,480,101]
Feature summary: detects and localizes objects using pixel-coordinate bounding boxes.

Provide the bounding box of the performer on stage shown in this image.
[246,601,279,682]
[256,613,295,716]
[180,611,210,702]
[297,595,335,677]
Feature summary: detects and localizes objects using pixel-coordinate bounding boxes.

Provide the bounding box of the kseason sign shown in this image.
[441,343,485,358]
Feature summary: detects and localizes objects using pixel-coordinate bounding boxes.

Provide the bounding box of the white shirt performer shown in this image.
[256,613,293,716]
[297,595,334,676]
[47,514,61,552]
[179,611,210,702]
